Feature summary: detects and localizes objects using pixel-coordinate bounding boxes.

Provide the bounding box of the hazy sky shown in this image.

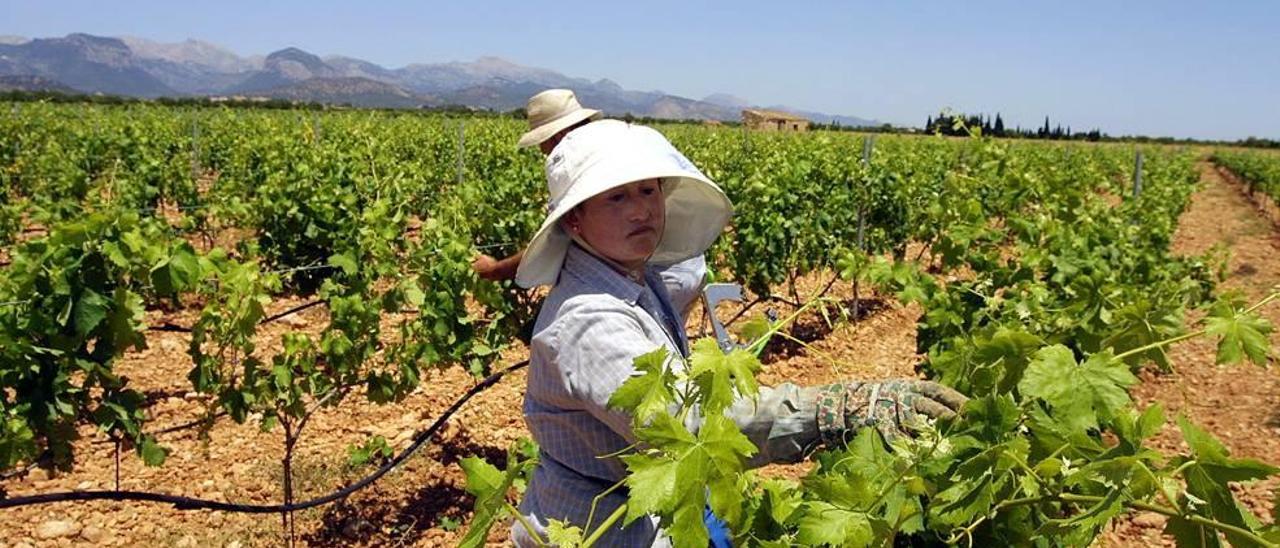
[4,0,1277,140]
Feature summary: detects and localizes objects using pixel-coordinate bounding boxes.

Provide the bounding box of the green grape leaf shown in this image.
[1164,514,1222,548]
[688,338,761,414]
[151,244,202,296]
[622,408,753,545]
[106,288,147,354]
[707,475,746,531]
[1204,311,1272,366]
[0,415,38,469]
[327,252,358,276]
[794,502,873,547]
[1177,416,1279,483]
[620,453,680,524]
[608,347,676,422]
[458,445,535,548]
[697,414,758,473]
[958,393,1021,443]
[1019,346,1136,431]
[1045,479,1126,535]
[546,519,584,547]
[460,455,503,497]
[737,315,771,345]
[1171,416,1278,547]
[669,494,710,548]
[403,282,426,308]
[138,436,168,467]
[929,438,1029,528]
[973,327,1043,392]
[73,289,111,338]
[1135,403,1166,442]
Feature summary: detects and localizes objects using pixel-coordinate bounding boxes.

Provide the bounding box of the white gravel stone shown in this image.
[35,520,81,540]
[80,525,107,543]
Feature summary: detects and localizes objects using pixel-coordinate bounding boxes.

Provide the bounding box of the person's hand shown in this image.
[471,250,524,282]
[816,379,967,444]
[472,253,504,281]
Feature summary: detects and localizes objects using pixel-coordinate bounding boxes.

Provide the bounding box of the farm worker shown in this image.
[472,88,602,281]
[508,119,967,547]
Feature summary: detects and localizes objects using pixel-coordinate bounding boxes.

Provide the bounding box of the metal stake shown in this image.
[1132,150,1143,199]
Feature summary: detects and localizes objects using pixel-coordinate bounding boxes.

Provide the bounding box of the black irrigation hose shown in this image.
[0,451,51,481]
[0,359,530,513]
[722,294,802,328]
[721,274,842,329]
[5,410,233,476]
[260,299,326,326]
[149,323,193,333]
[5,410,233,477]
[147,411,229,438]
[722,296,768,329]
[147,298,328,334]
[88,411,230,446]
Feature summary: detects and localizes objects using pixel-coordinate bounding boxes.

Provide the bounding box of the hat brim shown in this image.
[516,109,602,148]
[514,174,732,288]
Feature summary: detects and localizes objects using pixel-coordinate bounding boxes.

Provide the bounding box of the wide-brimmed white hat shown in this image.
[516,89,603,148]
[515,120,733,288]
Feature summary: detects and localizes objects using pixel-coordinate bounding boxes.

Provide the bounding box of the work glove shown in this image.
[815,379,967,445]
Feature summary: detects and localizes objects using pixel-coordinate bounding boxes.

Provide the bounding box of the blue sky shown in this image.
[4,0,1277,140]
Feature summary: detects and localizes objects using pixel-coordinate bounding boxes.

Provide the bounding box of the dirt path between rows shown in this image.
[1100,161,1280,546]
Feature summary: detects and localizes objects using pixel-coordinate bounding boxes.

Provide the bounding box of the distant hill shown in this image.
[256,77,433,109]
[0,33,175,97]
[702,93,752,109]
[0,74,77,93]
[0,33,882,126]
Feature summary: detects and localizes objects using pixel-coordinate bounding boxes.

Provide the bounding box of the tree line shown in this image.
[925,112,1104,142]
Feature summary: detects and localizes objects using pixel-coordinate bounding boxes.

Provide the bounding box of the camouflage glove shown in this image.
[816,379,967,445]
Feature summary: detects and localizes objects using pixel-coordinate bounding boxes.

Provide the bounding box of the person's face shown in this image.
[539,135,560,155]
[539,120,589,154]
[535,127,570,154]
[563,179,665,270]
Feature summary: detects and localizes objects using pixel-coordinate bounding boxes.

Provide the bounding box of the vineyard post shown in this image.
[190,116,201,181]
[1133,150,1144,199]
[854,136,873,320]
[457,120,466,184]
[113,436,121,491]
[281,417,297,548]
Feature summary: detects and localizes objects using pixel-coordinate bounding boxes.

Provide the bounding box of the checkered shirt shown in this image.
[512,245,821,547]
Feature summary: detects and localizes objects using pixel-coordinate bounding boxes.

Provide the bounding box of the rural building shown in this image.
[742,109,810,132]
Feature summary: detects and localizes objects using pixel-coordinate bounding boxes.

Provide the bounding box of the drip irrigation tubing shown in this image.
[148,298,327,334]
[0,359,529,512]
[90,412,231,446]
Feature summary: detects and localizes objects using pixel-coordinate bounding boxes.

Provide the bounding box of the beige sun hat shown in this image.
[516,89,604,148]
[515,120,733,288]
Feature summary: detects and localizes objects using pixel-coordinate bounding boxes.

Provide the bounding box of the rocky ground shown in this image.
[1098,162,1280,546]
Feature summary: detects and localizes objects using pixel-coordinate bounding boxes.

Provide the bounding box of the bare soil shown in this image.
[1098,162,1280,547]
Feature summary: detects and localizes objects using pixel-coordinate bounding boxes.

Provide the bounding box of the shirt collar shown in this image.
[562,244,646,306]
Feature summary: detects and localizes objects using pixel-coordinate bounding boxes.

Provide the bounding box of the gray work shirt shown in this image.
[512,244,820,547]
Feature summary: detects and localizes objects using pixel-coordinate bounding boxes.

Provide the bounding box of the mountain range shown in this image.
[0,33,880,126]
